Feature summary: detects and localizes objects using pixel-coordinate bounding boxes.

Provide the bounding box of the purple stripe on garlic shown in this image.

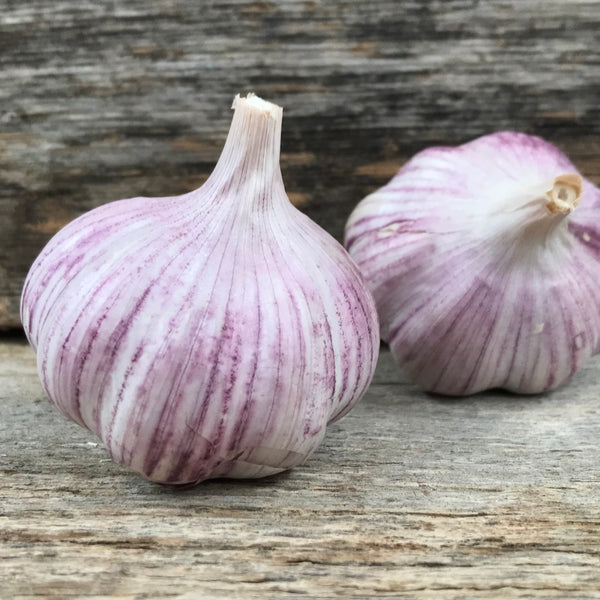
[345,131,600,396]
[21,93,379,484]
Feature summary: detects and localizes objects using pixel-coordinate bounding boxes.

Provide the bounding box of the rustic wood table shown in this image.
[1,339,599,599]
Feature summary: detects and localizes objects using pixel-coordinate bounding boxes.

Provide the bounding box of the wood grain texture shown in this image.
[1,340,600,598]
[1,0,600,328]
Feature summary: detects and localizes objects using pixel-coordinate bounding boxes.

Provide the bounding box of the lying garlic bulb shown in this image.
[345,131,600,396]
[21,93,379,484]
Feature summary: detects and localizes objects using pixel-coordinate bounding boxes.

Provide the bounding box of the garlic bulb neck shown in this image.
[546,173,583,215]
[205,93,285,207]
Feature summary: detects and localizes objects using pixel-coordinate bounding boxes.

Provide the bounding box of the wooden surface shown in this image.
[1,339,600,598]
[2,0,600,328]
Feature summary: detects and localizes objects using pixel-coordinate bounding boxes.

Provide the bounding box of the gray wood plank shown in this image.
[1,341,599,598]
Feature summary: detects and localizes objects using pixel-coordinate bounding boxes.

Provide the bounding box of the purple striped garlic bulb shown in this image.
[21,93,379,485]
[345,132,600,396]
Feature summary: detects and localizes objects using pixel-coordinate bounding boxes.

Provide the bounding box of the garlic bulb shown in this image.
[21,93,379,484]
[345,131,600,396]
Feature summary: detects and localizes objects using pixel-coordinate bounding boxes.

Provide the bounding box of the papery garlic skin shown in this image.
[345,132,600,396]
[21,94,379,484]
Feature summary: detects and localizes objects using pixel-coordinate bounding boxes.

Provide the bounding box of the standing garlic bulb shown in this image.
[345,132,600,396]
[22,94,379,484]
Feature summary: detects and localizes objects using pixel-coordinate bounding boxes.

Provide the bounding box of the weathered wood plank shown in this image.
[1,0,600,328]
[1,341,599,598]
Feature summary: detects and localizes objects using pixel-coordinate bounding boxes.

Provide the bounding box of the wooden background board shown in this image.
[1,341,600,598]
[1,0,600,328]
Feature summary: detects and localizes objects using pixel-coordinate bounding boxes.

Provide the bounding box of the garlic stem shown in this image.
[546,173,583,215]
[205,93,285,206]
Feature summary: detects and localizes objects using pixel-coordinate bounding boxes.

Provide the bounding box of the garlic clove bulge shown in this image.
[21,93,379,484]
[345,131,600,396]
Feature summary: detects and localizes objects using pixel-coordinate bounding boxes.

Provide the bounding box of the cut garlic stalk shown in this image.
[546,173,583,214]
